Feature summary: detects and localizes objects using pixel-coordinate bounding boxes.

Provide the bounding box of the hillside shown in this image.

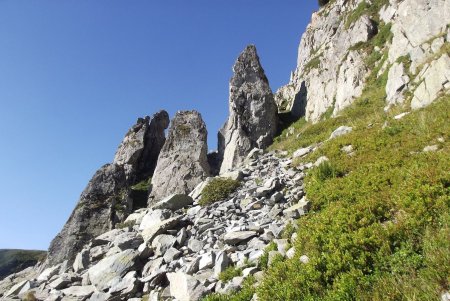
[0,0,449,300]
[0,250,46,281]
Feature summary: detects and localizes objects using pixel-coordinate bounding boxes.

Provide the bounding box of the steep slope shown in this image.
[0,0,449,300]
[0,250,45,280]
[275,0,450,122]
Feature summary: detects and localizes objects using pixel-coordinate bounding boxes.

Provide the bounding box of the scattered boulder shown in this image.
[151,194,194,211]
[167,272,207,301]
[329,126,353,139]
[88,249,138,291]
[224,231,257,245]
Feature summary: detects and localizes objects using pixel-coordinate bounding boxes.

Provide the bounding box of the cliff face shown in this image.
[276,0,450,122]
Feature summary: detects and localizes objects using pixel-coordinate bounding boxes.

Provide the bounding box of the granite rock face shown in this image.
[46,110,171,266]
[149,110,210,203]
[113,110,169,182]
[47,163,127,266]
[219,45,278,173]
[276,0,449,121]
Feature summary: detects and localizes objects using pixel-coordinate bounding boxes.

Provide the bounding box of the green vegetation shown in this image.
[0,249,46,280]
[131,177,151,191]
[258,242,278,270]
[219,266,243,282]
[304,55,322,73]
[199,178,240,206]
[130,177,152,210]
[344,0,389,29]
[257,95,450,300]
[202,276,256,301]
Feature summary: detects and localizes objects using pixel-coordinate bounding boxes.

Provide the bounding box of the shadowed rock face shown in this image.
[114,110,170,182]
[47,111,170,266]
[219,45,278,173]
[47,164,127,266]
[149,110,210,203]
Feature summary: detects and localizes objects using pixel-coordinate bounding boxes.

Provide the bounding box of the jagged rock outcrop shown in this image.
[2,149,313,300]
[219,45,278,173]
[46,111,170,267]
[149,111,210,203]
[47,164,128,266]
[113,110,169,182]
[276,0,449,121]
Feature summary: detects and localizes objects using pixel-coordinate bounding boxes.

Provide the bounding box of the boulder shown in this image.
[141,215,182,243]
[150,111,210,203]
[61,285,95,299]
[219,45,278,173]
[329,126,352,139]
[151,194,194,211]
[224,231,257,245]
[167,272,207,301]
[88,249,138,291]
[113,110,170,181]
[139,209,171,231]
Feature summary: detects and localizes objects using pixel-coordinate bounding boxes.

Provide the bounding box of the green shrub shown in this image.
[258,242,278,270]
[256,96,450,300]
[202,276,256,301]
[199,178,240,206]
[219,266,243,282]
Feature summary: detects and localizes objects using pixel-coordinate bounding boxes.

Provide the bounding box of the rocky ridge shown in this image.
[1,0,449,300]
[276,0,450,121]
[47,111,170,266]
[0,149,314,301]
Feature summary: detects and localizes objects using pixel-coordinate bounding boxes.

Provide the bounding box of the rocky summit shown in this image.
[1,0,449,300]
[219,45,278,174]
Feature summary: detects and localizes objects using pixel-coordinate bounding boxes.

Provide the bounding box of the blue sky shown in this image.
[0,1,317,250]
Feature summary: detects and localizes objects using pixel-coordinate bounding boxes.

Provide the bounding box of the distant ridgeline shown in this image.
[1,0,449,300]
[0,250,46,280]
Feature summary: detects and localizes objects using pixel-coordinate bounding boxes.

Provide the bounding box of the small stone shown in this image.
[314,156,329,167]
[286,247,295,259]
[293,147,311,158]
[300,255,310,264]
[423,145,439,152]
[167,272,207,301]
[329,126,352,139]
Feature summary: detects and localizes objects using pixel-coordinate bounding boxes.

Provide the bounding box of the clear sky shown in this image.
[0,1,317,250]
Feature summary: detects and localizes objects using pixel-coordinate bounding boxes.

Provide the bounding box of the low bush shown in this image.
[199,178,240,206]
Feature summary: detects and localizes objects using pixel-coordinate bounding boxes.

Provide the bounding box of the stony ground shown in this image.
[0,148,314,301]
